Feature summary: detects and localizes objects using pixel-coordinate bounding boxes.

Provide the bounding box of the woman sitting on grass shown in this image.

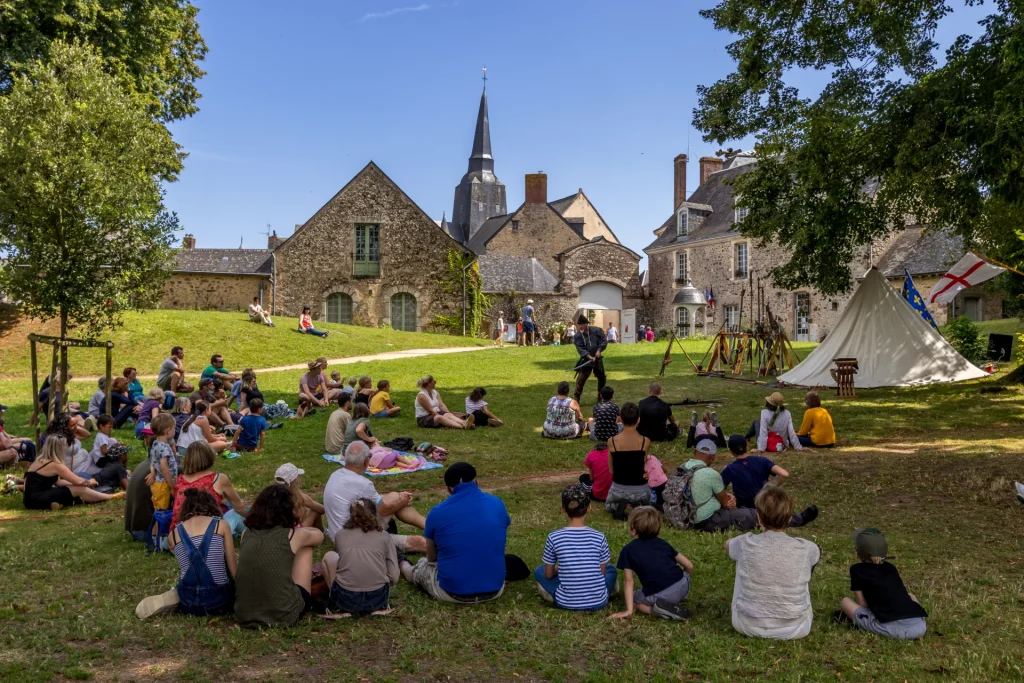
[321,498,399,617]
[542,381,585,439]
[298,306,329,338]
[107,377,141,428]
[135,488,238,619]
[234,484,324,628]
[604,402,652,520]
[177,401,230,455]
[22,436,123,511]
[745,392,803,453]
[415,375,472,430]
[343,404,380,450]
[465,387,503,428]
[172,442,248,533]
[796,391,836,448]
[298,358,336,418]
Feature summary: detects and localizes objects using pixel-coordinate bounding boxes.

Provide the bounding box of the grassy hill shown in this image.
[0,308,489,380]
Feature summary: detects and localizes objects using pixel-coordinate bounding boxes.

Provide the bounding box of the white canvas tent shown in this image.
[778,268,988,388]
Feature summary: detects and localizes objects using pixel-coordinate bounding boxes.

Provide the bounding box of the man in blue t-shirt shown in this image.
[522,300,536,346]
[407,462,510,603]
[721,434,789,508]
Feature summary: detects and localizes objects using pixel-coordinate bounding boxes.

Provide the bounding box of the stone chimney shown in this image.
[267,230,282,250]
[674,154,688,210]
[525,173,548,205]
[699,156,724,186]
[182,234,196,249]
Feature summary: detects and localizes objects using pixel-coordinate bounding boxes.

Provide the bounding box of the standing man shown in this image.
[522,299,536,346]
[157,346,193,394]
[607,322,618,344]
[572,314,607,403]
[495,311,505,348]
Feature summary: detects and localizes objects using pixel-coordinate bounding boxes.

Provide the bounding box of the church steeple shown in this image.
[452,79,507,247]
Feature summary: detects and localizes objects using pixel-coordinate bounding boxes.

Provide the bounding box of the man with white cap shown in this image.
[522,299,536,346]
[683,441,818,533]
[323,441,427,553]
[275,463,325,528]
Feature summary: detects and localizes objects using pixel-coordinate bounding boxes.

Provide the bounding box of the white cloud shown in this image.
[360,3,430,22]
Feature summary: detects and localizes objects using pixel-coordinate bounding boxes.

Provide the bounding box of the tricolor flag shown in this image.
[927,252,1004,305]
[902,269,937,329]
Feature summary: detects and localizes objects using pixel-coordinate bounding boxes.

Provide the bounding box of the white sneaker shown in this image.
[1015,481,1024,505]
[135,589,179,619]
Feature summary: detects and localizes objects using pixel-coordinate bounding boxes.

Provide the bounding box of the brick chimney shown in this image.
[699,156,724,186]
[267,230,282,250]
[674,154,687,210]
[525,173,548,204]
[182,234,196,249]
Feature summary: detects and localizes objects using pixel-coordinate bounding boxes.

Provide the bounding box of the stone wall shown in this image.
[273,163,468,330]
[485,202,584,274]
[160,274,270,312]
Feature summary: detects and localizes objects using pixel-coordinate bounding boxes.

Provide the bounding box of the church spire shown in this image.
[467,86,493,174]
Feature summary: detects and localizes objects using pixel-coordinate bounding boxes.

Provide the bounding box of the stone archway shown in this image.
[321,284,361,324]
[379,285,427,331]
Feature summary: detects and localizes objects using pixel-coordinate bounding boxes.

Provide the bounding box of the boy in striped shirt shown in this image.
[535,484,617,610]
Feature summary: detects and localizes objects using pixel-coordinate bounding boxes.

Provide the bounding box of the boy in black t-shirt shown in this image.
[609,507,694,621]
[721,434,790,508]
[836,528,927,639]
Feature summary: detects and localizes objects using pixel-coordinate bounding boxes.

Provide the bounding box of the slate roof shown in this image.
[643,163,753,253]
[548,193,577,214]
[174,249,273,275]
[875,228,965,278]
[478,254,559,293]
[466,213,514,254]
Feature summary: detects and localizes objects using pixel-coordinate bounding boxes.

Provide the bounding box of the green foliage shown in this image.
[431,250,489,336]
[0,41,182,338]
[695,0,1024,296]
[0,0,207,124]
[946,315,988,364]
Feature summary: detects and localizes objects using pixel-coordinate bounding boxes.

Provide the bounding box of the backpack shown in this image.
[766,431,785,453]
[663,462,705,530]
[146,509,174,553]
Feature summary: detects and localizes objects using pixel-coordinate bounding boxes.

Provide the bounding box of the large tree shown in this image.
[0,0,207,124]
[0,41,182,364]
[695,0,1024,297]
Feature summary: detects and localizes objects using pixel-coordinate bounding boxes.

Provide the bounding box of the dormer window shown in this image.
[734,198,749,224]
[676,207,689,237]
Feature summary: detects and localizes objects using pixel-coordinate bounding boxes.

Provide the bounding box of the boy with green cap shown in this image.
[836,528,927,639]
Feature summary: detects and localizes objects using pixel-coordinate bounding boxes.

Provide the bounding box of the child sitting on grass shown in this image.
[369,380,401,418]
[464,387,503,427]
[90,414,119,466]
[836,528,927,640]
[721,434,789,509]
[645,452,669,510]
[232,399,267,452]
[534,484,616,611]
[580,442,612,503]
[146,414,178,512]
[354,376,374,406]
[725,485,820,640]
[609,506,693,621]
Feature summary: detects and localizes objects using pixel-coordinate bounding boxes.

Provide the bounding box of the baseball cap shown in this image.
[443,462,477,489]
[727,434,747,455]
[695,441,717,456]
[274,463,305,485]
[852,528,889,559]
[561,483,591,514]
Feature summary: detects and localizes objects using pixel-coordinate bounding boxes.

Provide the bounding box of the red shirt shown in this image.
[646,329,655,342]
[584,448,613,501]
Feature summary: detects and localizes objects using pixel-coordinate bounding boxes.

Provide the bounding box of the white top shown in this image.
[90,432,117,461]
[607,326,618,341]
[65,440,99,475]
[757,408,802,452]
[248,303,263,316]
[729,530,819,625]
[177,418,205,451]
[465,397,488,414]
[323,467,382,547]
[415,389,440,419]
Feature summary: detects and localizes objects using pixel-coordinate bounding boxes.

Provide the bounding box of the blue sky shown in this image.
[167,1,987,265]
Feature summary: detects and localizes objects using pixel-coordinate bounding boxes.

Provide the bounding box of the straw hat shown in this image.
[765,392,785,407]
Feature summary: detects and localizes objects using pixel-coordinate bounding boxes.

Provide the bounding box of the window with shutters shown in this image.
[353,224,380,277]
[390,293,417,332]
[326,293,353,325]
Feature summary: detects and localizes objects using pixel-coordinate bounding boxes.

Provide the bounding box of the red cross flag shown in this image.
[927,252,1005,305]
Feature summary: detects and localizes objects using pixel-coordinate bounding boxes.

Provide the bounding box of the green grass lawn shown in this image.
[1,327,1024,681]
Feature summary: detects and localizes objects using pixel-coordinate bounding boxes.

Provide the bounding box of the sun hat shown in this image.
[765,391,785,407]
[526,299,534,304]
[852,528,889,559]
[695,441,717,456]
[274,463,305,485]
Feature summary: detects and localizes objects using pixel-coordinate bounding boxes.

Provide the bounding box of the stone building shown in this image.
[643,153,1003,340]
[161,84,645,337]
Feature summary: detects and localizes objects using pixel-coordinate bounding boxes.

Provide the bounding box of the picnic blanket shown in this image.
[321,452,443,477]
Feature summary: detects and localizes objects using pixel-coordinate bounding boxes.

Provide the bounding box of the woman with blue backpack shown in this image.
[135,488,237,619]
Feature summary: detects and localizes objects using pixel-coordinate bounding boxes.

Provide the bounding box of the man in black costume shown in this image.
[572,314,607,403]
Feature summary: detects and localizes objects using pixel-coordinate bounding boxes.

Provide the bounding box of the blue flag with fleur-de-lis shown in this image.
[902,269,938,329]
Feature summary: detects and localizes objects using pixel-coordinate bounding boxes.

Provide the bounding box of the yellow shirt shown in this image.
[796,407,835,446]
[369,391,391,414]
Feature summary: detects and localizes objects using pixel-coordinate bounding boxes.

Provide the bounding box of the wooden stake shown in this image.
[29,339,39,439]
[105,346,113,415]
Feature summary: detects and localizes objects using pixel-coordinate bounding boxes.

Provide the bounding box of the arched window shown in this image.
[676,307,689,335]
[326,293,353,325]
[390,293,417,332]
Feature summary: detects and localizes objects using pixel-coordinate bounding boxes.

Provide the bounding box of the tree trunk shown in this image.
[59,306,68,414]
[1000,363,1024,384]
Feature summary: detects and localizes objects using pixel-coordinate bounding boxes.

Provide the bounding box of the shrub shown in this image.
[945,316,987,364]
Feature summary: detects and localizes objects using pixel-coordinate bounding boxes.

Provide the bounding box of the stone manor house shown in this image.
[163,86,643,334]
[643,153,1005,341]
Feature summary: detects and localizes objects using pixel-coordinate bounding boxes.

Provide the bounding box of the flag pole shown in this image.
[972,251,1024,278]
